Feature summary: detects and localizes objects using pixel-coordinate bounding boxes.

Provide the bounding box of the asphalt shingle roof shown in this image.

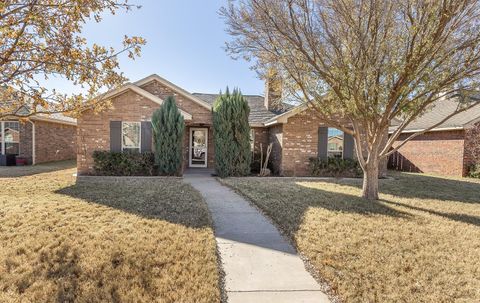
[34,112,77,124]
[192,93,292,123]
[389,94,480,133]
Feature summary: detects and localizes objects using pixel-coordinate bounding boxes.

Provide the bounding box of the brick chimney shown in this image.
[264,70,283,112]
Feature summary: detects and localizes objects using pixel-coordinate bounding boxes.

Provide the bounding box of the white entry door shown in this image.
[189,128,208,168]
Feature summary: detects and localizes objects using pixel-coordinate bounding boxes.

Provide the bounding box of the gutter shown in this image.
[31,116,77,126]
[249,122,266,128]
[388,126,465,134]
[264,120,279,127]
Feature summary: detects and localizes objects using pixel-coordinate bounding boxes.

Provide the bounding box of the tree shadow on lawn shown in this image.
[379,172,480,204]
[381,199,480,227]
[250,181,412,241]
[294,183,411,217]
[321,172,480,204]
[6,223,182,303]
[56,178,211,229]
[10,243,84,302]
[290,172,480,230]
[254,173,479,242]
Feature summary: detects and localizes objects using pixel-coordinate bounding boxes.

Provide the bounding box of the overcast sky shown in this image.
[46,0,264,96]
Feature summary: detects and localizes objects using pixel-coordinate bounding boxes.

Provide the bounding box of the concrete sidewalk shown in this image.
[184,175,330,303]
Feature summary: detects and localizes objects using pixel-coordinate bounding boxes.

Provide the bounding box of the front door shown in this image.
[189,128,208,168]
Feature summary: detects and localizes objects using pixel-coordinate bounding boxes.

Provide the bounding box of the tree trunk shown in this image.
[362,160,379,200]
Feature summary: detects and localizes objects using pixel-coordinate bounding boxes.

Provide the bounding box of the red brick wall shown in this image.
[140,81,212,124]
[281,109,328,176]
[77,80,213,175]
[251,127,268,166]
[141,80,215,170]
[35,121,76,163]
[463,122,480,175]
[278,108,387,177]
[6,120,74,165]
[268,124,283,175]
[389,130,466,177]
[248,127,269,174]
[19,121,33,163]
[252,127,269,153]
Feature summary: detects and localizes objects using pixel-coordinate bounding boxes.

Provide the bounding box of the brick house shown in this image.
[77,74,364,176]
[389,96,480,177]
[0,113,77,165]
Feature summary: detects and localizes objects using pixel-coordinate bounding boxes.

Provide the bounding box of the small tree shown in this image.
[151,96,184,176]
[213,88,251,177]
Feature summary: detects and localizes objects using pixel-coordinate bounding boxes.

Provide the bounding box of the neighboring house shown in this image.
[389,95,480,177]
[77,74,364,176]
[0,113,77,165]
[327,133,344,159]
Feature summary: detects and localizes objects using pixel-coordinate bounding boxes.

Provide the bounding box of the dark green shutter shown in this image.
[110,121,122,152]
[343,132,355,159]
[318,127,328,159]
[141,121,152,152]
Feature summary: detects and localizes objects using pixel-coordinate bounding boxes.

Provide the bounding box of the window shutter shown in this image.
[141,121,152,152]
[110,121,122,152]
[344,132,355,159]
[318,127,328,159]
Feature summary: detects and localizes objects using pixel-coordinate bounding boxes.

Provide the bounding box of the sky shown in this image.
[46,0,265,96]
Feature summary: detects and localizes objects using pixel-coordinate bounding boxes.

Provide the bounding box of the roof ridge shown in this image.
[192,92,264,98]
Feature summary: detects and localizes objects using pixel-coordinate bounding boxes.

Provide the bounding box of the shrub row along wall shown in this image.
[309,158,363,178]
[93,151,156,176]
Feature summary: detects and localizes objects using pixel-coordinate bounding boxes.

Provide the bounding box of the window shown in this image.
[250,129,255,152]
[1,121,20,155]
[122,122,141,152]
[327,127,344,159]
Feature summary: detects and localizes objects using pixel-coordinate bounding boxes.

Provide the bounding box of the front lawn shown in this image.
[221,172,480,302]
[0,162,221,303]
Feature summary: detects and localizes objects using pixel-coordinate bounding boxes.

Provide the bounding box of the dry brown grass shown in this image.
[0,161,220,303]
[221,172,480,302]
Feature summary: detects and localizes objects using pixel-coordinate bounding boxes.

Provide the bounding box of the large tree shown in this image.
[221,0,480,199]
[0,0,146,118]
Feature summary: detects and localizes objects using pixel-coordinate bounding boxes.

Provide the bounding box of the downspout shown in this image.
[29,120,36,165]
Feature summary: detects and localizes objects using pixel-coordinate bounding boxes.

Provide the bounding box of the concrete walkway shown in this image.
[184,175,330,303]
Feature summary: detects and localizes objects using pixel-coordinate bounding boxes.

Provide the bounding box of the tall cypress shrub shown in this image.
[151,96,184,175]
[213,88,251,177]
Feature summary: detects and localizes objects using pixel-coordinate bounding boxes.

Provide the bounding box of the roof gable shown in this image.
[101,84,193,120]
[134,74,212,110]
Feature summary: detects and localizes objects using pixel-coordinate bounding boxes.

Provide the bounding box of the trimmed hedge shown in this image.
[92,151,156,176]
[468,163,480,178]
[309,157,362,178]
